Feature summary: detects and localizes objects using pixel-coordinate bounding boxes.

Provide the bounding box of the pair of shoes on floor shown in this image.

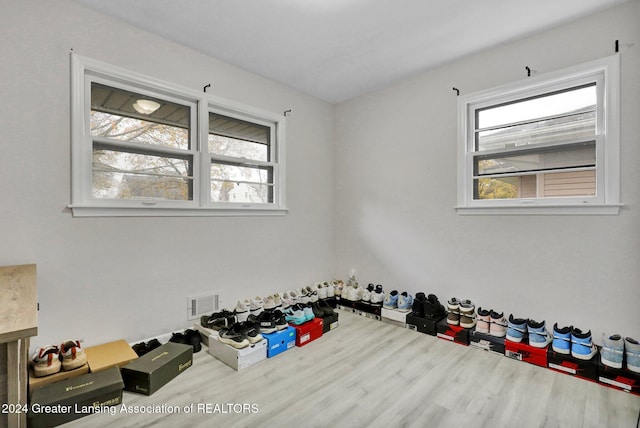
[412,293,447,320]
[601,334,640,372]
[447,298,477,328]
[506,316,553,349]
[383,291,413,312]
[132,338,162,356]
[31,340,86,378]
[551,324,597,360]
[169,329,202,353]
[476,308,507,337]
[200,309,237,331]
[218,320,263,349]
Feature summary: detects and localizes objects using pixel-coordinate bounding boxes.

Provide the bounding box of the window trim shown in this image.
[456,55,621,215]
[70,53,287,217]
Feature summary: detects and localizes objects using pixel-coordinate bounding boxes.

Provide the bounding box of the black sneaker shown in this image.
[169,332,188,345]
[184,329,202,353]
[146,338,162,352]
[218,324,250,349]
[240,320,264,344]
[311,302,325,318]
[412,292,426,317]
[256,311,277,334]
[424,294,446,320]
[201,310,237,330]
[132,342,148,356]
[273,310,288,331]
[317,299,335,317]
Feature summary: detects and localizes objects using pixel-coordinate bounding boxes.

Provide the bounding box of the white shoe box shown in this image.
[208,336,267,371]
[193,323,218,347]
[381,308,410,328]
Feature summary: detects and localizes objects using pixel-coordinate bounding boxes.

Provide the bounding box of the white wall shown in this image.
[0,1,335,346]
[334,1,640,341]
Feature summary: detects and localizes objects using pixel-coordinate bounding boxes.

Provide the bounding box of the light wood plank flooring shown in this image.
[66,310,640,428]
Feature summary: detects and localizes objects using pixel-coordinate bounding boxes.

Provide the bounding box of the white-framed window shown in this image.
[456,55,621,215]
[70,54,286,217]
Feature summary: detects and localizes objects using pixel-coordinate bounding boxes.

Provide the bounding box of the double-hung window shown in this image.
[456,55,621,215]
[70,54,286,216]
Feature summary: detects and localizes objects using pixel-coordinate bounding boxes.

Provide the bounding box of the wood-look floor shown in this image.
[65,310,640,428]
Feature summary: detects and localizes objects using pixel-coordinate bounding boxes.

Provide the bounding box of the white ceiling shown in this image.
[74,0,628,103]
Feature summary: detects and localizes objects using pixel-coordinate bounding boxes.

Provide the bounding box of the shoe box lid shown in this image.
[597,358,640,395]
[208,336,267,371]
[28,366,124,428]
[436,318,469,345]
[121,342,193,396]
[28,363,90,398]
[85,339,138,373]
[406,313,445,336]
[263,326,296,358]
[547,348,598,382]
[469,329,505,355]
[504,339,548,368]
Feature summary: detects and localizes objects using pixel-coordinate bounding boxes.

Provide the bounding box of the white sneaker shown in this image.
[272,294,282,309]
[325,281,335,297]
[306,285,319,303]
[370,285,385,307]
[350,285,364,301]
[263,296,276,311]
[333,280,343,297]
[250,296,264,315]
[317,282,328,299]
[281,291,294,309]
[298,288,310,304]
[235,299,250,322]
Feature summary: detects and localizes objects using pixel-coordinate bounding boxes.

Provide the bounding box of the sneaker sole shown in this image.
[552,345,571,354]
[62,354,87,371]
[600,356,623,368]
[506,334,524,342]
[572,350,596,360]
[218,337,250,349]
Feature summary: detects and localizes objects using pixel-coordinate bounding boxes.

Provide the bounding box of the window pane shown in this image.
[476,111,595,151]
[92,147,192,200]
[91,82,190,150]
[209,113,269,161]
[474,170,595,200]
[475,142,595,176]
[210,162,273,203]
[477,84,596,130]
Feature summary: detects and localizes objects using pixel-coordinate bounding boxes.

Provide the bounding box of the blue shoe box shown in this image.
[547,349,598,382]
[469,329,505,355]
[263,326,296,358]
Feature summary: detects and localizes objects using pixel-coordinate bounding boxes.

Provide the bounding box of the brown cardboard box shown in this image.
[85,339,138,372]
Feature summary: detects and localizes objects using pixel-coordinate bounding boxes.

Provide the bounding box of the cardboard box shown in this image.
[28,366,123,428]
[546,348,599,382]
[469,329,505,355]
[436,318,469,345]
[405,313,444,336]
[504,339,548,368]
[208,336,267,370]
[264,326,296,358]
[597,359,640,395]
[28,364,90,397]
[290,318,323,347]
[381,308,410,327]
[192,323,218,347]
[85,339,138,372]
[322,312,339,334]
[121,342,192,395]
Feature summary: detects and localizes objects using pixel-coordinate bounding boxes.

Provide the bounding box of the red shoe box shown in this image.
[504,339,548,368]
[597,359,640,395]
[436,318,469,345]
[547,349,598,382]
[406,314,444,336]
[469,329,505,355]
[290,318,323,347]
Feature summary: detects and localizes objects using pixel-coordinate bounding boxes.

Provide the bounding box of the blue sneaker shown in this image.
[303,305,315,322]
[601,333,624,368]
[552,323,572,354]
[506,315,528,343]
[625,337,640,373]
[527,319,552,348]
[571,328,597,360]
[284,304,307,325]
[383,290,399,309]
[397,292,413,312]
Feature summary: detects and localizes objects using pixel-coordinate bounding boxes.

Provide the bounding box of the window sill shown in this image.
[455,203,623,216]
[68,205,289,218]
